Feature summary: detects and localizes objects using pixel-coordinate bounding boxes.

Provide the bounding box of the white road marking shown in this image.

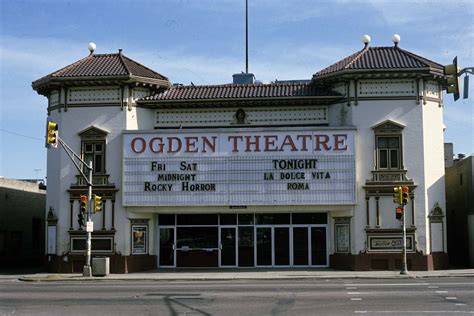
[347,292,362,295]
[354,311,367,314]
[428,286,439,289]
[446,297,457,300]
[352,311,474,314]
[455,303,467,306]
[345,283,430,287]
[346,287,358,290]
[351,298,362,301]
[436,290,448,293]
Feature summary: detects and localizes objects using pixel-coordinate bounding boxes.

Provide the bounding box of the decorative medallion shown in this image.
[236,108,246,124]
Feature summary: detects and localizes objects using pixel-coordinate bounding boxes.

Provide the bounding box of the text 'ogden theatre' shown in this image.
[33,36,449,272]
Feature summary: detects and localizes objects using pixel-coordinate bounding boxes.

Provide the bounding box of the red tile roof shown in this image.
[313,46,444,79]
[32,52,169,93]
[139,82,340,102]
[38,52,167,80]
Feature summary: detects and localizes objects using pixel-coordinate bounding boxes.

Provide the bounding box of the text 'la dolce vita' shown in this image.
[130,133,349,154]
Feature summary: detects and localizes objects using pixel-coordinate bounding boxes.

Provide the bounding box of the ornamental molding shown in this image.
[429,202,444,223]
[77,126,109,139]
[371,119,405,131]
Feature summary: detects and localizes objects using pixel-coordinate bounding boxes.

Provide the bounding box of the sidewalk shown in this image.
[15,268,474,282]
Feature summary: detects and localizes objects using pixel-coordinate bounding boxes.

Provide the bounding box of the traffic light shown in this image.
[393,186,402,205]
[402,186,410,205]
[93,194,103,213]
[444,56,460,101]
[80,195,87,213]
[46,121,59,147]
[396,207,403,221]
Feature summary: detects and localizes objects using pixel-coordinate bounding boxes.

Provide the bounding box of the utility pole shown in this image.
[245,0,248,73]
[33,169,41,182]
[400,203,408,275]
[394,186,409,275]
[83,160,93,277]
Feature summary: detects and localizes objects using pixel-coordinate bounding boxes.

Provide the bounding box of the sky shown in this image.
[0,0,473,181]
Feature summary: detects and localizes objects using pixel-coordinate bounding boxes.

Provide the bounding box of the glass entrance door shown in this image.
[220,227,237,267]
[274,227,290,266]
[293,227,309,266]
[159,228,175,267]
[292,226,328,266]
[176,227,219,267]
[256,226,290,266]
[311,227,327,266]
[256,227,272,266]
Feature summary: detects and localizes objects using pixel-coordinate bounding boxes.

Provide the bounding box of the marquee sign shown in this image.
[122,129,356,206]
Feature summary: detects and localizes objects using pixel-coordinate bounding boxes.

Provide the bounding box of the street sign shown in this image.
[86,221,94,233]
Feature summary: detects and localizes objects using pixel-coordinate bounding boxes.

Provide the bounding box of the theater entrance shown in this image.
[157,213,328,268]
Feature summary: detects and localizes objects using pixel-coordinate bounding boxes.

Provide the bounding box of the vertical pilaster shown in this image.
[102,199,106,230]
[69,200,74,230]
[375,196,380,227]
[365,196,370,227]
[111,200,115,230]
[415,78,420,105]
[354,78,359,106]
[422,79,427,105]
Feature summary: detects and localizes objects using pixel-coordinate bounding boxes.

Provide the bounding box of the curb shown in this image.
[18,273,474,282]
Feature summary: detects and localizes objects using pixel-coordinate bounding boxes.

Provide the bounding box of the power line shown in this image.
[0,128,43,141]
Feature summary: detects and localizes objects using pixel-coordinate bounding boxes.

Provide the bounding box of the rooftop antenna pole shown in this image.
[245,0,248,73]
[34,169,41,182]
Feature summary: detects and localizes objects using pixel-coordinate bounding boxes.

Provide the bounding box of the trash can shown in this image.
[92,257,110,276]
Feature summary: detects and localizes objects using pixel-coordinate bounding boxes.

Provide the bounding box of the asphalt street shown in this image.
[0,277,473,315]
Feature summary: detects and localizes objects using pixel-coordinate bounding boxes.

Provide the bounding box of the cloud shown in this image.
[0,36,117,78]
[129,40,351,85]
[366,0,473,26]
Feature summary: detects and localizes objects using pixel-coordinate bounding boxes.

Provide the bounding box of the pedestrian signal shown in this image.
[396,207,403,221]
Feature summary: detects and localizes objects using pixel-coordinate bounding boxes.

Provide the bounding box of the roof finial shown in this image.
[392,34,401,47]
[88,42,96,55]
[361,35,371,48]
[118,48,123,54]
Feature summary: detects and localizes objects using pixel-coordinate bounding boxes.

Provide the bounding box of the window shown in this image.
[372,120,405,171]
[376,136,401,169]
[78,126,108,175]
[82,140,105,174]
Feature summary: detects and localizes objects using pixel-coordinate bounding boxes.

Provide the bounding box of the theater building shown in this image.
[33,38,449,272]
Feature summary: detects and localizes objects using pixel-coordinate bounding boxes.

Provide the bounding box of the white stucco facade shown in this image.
[35,44,450,272]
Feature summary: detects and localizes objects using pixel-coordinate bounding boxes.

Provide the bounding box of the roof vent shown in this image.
[392,34,401,47]
[361,35,371,48]
[88,42,96,55]
[233,72,255,84]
